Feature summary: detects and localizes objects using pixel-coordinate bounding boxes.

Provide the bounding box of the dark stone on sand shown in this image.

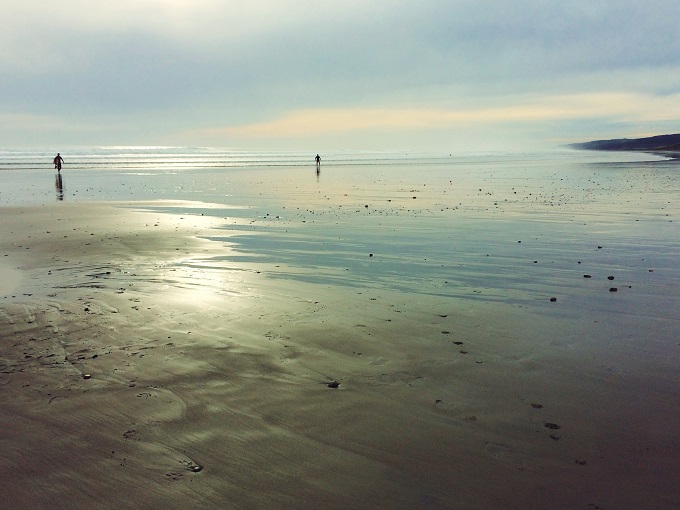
[549,297,557,302]
[531,403,543,409]
[607,276,615,280]
[544,422,561,430]
[583,274,592,278]
[549,433,562,441]
[187,464,203,473]
[575,459,587,465]
[327,380,340,388]
[441,331,450,334]
[609,287,618,292]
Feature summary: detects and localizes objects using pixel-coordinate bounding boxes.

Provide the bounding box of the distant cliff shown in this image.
[569,133,680,152]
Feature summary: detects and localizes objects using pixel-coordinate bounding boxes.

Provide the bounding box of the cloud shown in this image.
[2,1,680,148]
[199,92,680,139]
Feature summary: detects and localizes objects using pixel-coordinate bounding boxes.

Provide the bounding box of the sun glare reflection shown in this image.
[151,259,255,312]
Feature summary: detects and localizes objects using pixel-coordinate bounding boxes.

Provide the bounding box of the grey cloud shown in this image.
[2,0,680,146]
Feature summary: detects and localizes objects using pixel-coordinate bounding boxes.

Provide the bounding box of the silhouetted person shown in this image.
[53,153,64,172]
[315,154,321,171]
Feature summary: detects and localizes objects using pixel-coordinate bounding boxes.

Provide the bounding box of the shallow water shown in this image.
[2,147,679,318]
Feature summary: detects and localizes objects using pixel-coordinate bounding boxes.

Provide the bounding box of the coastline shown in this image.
[1,200,679,509]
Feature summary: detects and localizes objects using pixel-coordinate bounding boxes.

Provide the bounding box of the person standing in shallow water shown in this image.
[315,154,321,173]
[53,153,64,172]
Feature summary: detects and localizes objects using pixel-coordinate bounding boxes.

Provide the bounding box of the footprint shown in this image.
[164,472,183,482]
[122,429,137,440]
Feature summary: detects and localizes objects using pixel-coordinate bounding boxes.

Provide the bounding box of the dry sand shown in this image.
[1,202,678,509]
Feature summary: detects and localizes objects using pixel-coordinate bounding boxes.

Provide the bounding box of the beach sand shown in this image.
[1,201,679,509]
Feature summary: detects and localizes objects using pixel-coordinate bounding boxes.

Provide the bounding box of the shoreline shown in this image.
[1,201,678,509]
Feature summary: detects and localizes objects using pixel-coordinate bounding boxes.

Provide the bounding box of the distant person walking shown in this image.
[53,153,64,172]
[315,154,321,171]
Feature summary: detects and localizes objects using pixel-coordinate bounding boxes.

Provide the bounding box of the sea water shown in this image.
[1,147,679,320]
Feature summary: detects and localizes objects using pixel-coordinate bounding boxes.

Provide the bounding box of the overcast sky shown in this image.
[2,0,679,151]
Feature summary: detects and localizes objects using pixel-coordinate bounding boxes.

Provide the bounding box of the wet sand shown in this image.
[1,195,679,508]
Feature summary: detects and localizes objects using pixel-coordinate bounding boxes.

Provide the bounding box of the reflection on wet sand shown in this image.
[55,172,63,201]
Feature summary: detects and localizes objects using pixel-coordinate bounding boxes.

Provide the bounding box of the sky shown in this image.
[2,0,680,151]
